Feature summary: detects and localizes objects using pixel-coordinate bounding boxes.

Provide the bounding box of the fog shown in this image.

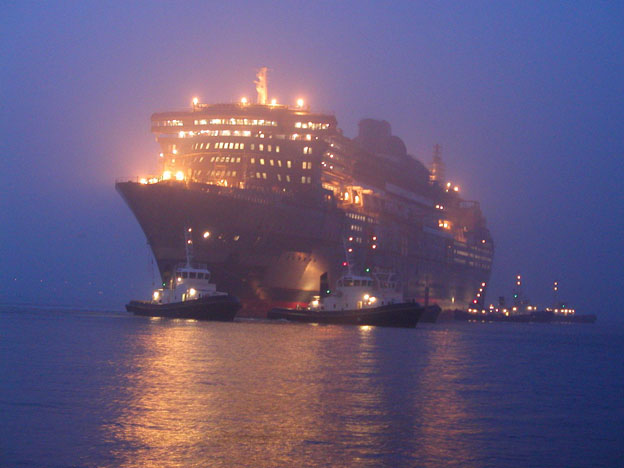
[2,1,622,319]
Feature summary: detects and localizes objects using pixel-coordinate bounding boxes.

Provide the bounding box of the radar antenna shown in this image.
[255,67,268,105]
[184,227,194,267]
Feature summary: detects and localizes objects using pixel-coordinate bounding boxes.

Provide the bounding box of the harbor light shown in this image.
[153,291,160,301]
[270,98,277,106]
[163,171,172,180]
[364,294,370,301]
[139,178,148,184]
[175,171,184,181]
[192,97,199,106]
[189,288,197,296]
[203,231,210,238]
[241,97,248,104]
[296,98,304,107]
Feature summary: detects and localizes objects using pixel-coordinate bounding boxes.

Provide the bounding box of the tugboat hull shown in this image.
[126,295,241,321]
[268,302,423,328]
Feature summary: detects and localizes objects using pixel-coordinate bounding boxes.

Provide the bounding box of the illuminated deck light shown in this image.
[192,97,199,106]
[296,98,304,107]
[163,171,172,180]
[175,171,184,181]
[139,178,148,184]
[241,97,248,104]
[203,231,210,239]
[270,98,277,106]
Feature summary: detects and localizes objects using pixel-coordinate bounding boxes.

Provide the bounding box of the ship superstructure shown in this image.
[117,70,493,315]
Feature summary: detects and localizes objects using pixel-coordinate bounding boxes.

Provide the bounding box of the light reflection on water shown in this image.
[1,309,622,467]
[99,320,482,467]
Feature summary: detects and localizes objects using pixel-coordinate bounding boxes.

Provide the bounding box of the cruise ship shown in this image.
[116,68,494,316]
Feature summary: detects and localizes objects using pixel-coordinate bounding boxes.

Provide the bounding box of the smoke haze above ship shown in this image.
[1,1,623,319]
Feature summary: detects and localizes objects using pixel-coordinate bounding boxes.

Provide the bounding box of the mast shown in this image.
[255,67,268,105]
[430,143,445,184]
[184,227,194,267]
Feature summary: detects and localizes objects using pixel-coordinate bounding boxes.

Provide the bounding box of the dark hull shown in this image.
[116,181,492,317]
[420,305,442,323]
[126,295,241,321]
[267,302,423,328]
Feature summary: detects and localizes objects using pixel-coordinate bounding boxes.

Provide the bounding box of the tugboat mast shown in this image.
[184,228,194,267]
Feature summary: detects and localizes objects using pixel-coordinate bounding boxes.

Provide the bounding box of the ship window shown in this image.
[259,144,264,151]
[236,157,241,163]
[270,159,274,166]
[200,143,204,149]
[262,173,267,179]
[222,130,231,136]
[199,156,204,162]
[303,146,312,154]
[286,175,291,182]
[268,145,272,152]
[251,158,255,164]
[189,272,197,279]
[256,172,261,178]
[251,144,255,150]
[354,280,361,286]
[232,171,237,176]
[197,273,204,279]
[235,143,240,149]
[301,176,306,183]
[206,143,211,149]
[345,279,353,286]
[240,144,244,150]
[277,174,282,181]
[182,272,188,278]
[276,146,280,153]
[277,160,282,167]
[229,142,234,149]
[287,160,292,168]
[260,158,265,165]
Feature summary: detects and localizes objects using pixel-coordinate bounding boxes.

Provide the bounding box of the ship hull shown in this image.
[126,294,241,321]
[117,181,491,316]
[267,302,423,328]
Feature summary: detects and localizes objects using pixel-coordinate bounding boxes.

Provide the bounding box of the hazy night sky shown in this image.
[2,1,623,319]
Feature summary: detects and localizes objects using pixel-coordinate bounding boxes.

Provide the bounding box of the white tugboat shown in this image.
[126,228,241,321]
[268,268,424,328]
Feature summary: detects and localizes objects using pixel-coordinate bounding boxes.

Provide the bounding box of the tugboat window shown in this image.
[197,273,204,279]
[182,272,188,278]
[189,272,197,279]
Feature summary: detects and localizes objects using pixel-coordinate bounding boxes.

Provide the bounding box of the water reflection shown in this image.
[100,320,483,467]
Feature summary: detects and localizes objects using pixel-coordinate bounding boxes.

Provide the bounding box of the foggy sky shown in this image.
[2,1,623,319]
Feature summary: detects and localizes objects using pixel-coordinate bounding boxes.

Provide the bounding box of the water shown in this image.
[1,308,622,467]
